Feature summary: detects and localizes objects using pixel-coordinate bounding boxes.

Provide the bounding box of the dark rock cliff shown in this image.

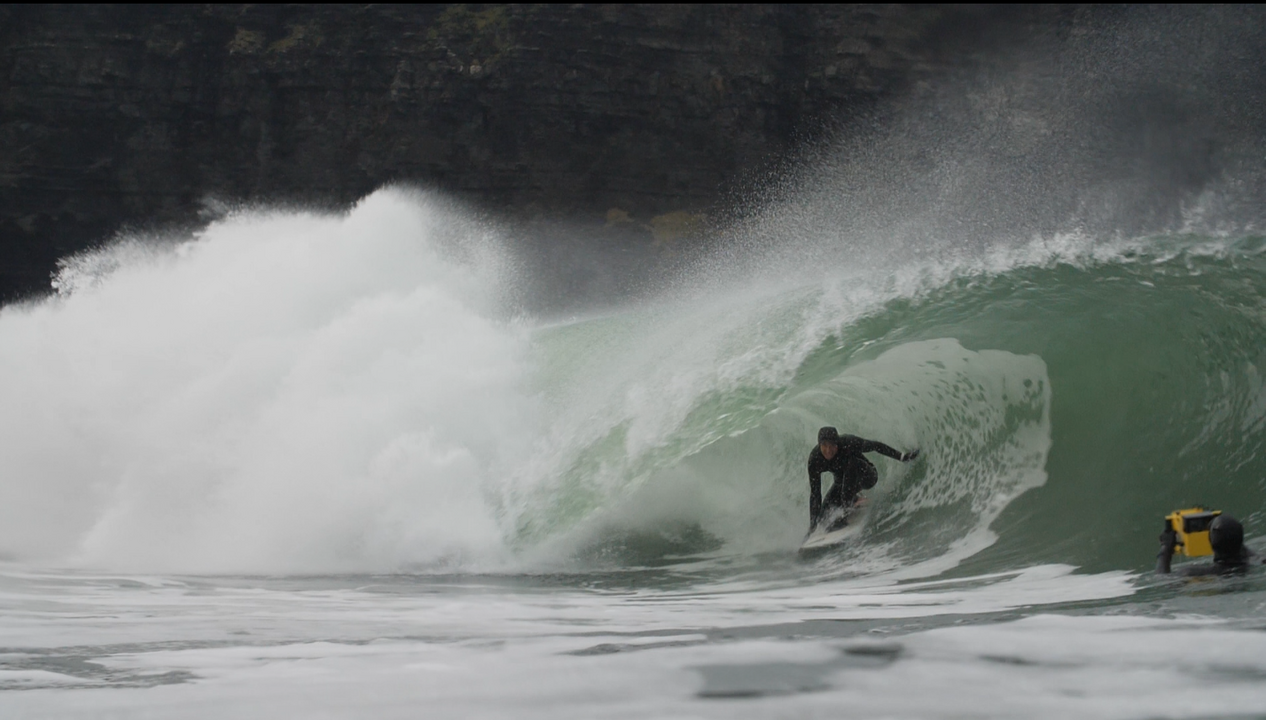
[1,4,1069,303]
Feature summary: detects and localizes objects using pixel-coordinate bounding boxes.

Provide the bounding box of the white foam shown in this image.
[0,188,532,572]
[1,563,1224,720]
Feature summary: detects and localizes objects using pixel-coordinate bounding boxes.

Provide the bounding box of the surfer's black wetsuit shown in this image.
[807,435,904,531]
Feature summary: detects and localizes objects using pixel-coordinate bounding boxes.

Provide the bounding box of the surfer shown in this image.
[1157,514,1258,575]
[808,426,918,533]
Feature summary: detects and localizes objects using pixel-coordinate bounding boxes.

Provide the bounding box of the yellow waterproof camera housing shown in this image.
[1166,507,1222,557]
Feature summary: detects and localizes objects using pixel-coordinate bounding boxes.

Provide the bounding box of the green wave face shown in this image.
[511,235,1266,577]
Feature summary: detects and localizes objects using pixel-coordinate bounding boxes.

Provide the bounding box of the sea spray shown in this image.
[0,189,532,572]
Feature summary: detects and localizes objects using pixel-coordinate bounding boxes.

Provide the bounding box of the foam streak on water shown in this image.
[2,563,1265,720]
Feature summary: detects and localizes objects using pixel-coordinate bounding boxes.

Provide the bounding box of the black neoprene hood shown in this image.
[1210,515,1244,561]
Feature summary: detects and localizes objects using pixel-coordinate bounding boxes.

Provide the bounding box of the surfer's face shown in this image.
[819,442,837,459]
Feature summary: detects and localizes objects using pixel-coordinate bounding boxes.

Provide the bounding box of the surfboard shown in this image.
[799,505,868,553]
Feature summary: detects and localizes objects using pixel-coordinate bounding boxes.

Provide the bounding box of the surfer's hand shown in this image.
[901,449,920,462]
[853,496,868,507]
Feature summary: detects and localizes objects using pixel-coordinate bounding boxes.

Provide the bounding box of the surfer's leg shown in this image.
[843,456,878,503]
[821,458,876,532]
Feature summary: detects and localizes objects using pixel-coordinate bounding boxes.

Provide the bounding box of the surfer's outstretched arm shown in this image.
[842,435,918,462]
[864,440,904,460]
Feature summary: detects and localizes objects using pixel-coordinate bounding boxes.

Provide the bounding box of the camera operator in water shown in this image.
[1157,513,1259,575]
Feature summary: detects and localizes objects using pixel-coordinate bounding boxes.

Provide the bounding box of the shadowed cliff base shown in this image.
[2,4,1085,305]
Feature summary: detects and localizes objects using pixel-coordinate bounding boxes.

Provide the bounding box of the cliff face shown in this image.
[0,4,1056,303]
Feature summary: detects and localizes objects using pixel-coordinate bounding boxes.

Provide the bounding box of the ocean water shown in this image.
[1,186,1265,718]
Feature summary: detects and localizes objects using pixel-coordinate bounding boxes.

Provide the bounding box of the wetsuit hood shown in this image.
[1210,515,1246,564]
[818,427,839,444]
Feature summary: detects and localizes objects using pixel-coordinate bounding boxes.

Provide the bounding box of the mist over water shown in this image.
[698,5,1266,287]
